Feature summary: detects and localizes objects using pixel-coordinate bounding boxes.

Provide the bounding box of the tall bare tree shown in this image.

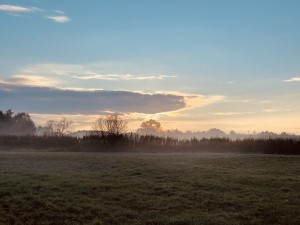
[92,114,127,136]
[44,118,73,136]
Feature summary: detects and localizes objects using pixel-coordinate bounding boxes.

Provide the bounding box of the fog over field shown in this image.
[1,1,300,224]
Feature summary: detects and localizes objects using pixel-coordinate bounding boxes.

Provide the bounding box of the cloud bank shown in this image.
[0,82,183,114]
[0,81,222,115]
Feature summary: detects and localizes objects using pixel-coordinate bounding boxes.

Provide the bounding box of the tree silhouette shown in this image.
[44,118,73,136]
[91,114,128,149]
[0,110,36,135]
[137,119,163,135]
[92,114,127,135]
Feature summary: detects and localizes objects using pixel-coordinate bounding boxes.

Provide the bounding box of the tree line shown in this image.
[0,133,299,154]
[0,109,299,154]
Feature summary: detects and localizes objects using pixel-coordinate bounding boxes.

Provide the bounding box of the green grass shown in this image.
[0,152,299,225]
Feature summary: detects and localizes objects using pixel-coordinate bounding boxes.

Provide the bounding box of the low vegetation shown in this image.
[0,152,299,225]
[0,134,299,154]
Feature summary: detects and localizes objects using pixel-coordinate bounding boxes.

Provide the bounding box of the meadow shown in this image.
[0,152,299,225]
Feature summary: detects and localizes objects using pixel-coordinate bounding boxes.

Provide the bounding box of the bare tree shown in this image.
[91,114,128,149]
[44,120,55,136]
[44,118,73,136]
[92,114,127,136]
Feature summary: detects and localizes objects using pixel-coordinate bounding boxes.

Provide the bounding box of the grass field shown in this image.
[0,152,299,225]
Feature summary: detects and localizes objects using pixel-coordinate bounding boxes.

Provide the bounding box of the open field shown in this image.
[0,152,299,225]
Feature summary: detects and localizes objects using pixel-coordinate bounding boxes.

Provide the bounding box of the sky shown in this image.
[1,0,300,133]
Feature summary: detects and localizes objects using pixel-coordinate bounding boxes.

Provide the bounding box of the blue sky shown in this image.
[1,0,300,133]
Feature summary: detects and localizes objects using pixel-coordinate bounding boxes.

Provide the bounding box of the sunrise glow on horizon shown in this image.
[1,0,300,134]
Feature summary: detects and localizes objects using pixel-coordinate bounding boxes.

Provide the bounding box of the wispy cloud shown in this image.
[0,4,70,23]
[284,77,300,82]
[0,4,39,13]
[47,15,70,23]
[3,75,59,87]
[263,108,292,113]
[20,63,177,81]
[212,112,253,116]
[22,63,83,75]
[73,73,176,81]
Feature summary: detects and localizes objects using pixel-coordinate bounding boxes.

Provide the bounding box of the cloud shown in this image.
[284,77,300,82]
[20,63,177,81]
[73,73,176,81]
[0,83,183,114]
[179,93,224,110]
[0,82,222,115]
[0,4,70,23]
[3,75,59,87]
[0,4,38,13]
[47,15,70,23]
[22,63,83,75]
[212,112,253,116]
[54,10,65,15]
[263,108,292,113]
